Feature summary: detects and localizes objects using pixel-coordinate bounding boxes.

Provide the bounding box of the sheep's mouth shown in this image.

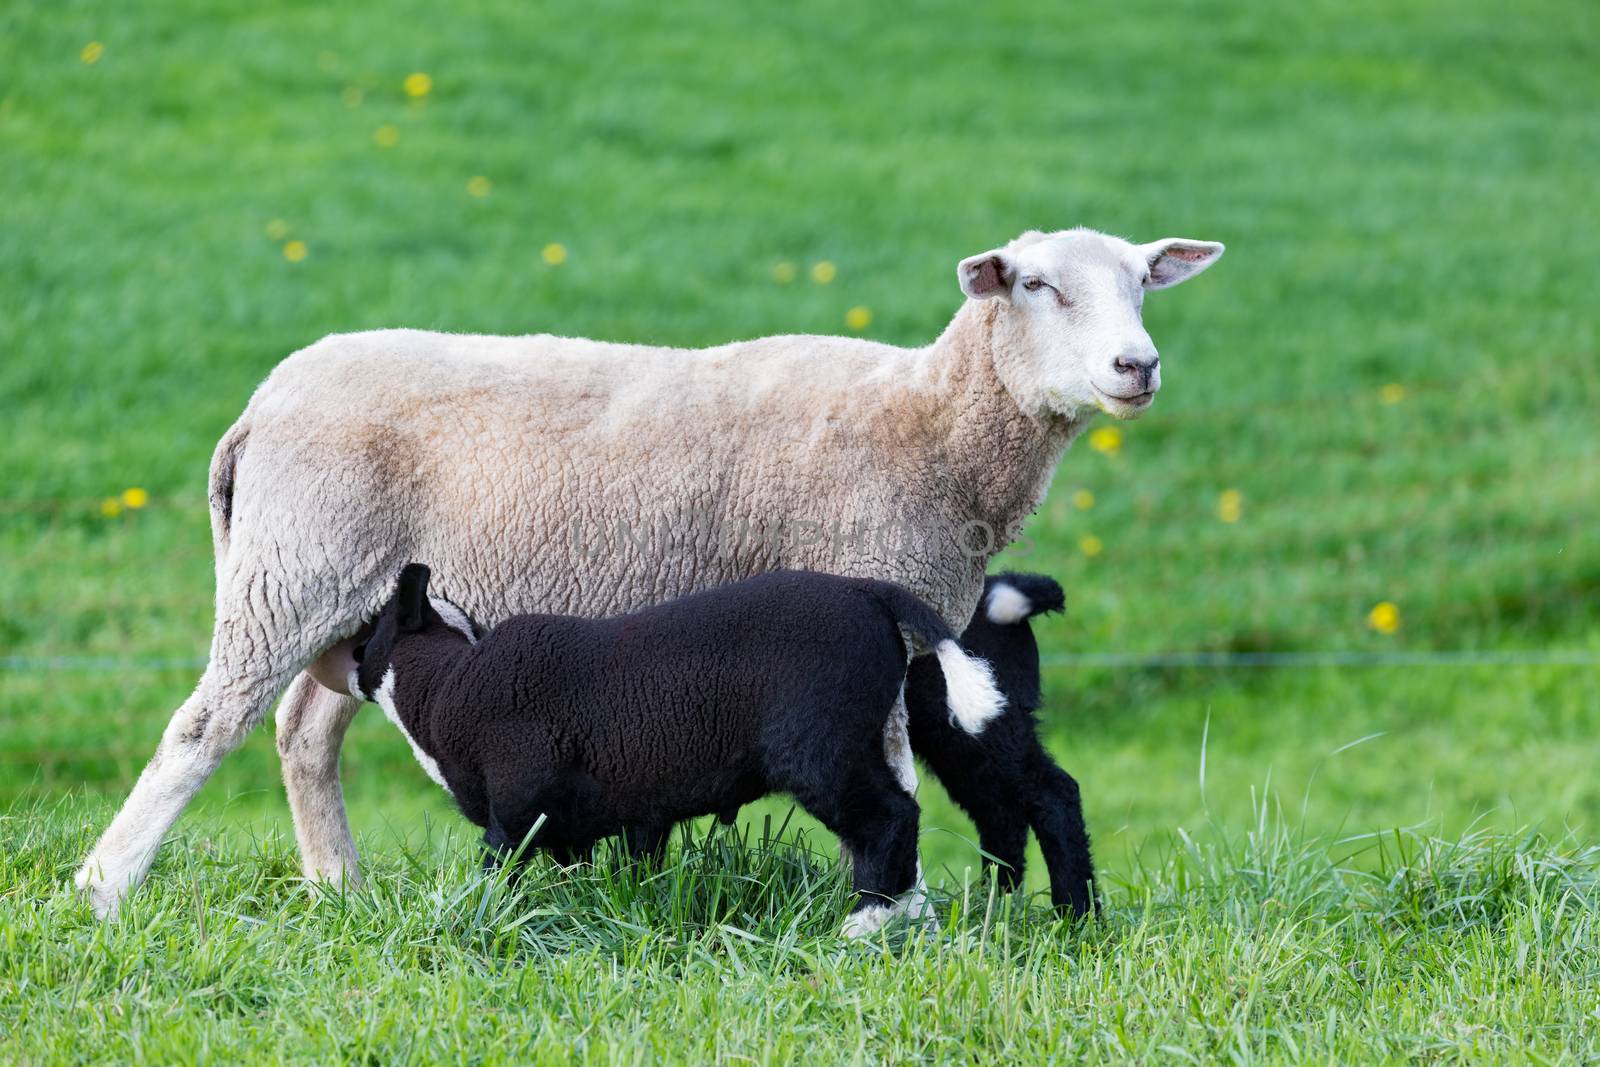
[1093,385,1156,414]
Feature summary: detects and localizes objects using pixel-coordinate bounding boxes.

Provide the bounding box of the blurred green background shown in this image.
[2,0,1597,891]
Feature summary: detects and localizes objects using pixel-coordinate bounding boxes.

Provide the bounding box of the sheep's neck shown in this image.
[913,300,1082,544]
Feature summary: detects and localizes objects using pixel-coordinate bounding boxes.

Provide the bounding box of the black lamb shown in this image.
[629,572,1097,915]
[348,564,1006,937]
[904,572,1096,915]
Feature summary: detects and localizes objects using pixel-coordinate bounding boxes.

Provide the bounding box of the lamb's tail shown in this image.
[979,572,1066,626]
[866,580,1006,736]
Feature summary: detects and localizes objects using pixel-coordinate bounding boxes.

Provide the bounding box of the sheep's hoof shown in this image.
[73,864,125,920]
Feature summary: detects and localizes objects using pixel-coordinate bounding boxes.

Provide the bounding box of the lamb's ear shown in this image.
[1140,239,1225,290]
[957,249,1017,300]
[396,563,431,632]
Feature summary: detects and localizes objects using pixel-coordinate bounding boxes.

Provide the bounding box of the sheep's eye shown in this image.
[1022,277,1045,292]
[352,643,366,664]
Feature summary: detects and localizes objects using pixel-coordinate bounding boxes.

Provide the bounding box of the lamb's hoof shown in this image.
[902,879,937,921]
[904,895,940,931]
[840,903,894,939]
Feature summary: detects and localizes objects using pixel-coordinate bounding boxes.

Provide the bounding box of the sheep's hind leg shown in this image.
[878,685,936,924]
[75,592,310,918]
[276,674,365,887]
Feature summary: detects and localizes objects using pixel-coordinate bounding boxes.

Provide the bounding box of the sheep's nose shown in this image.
[1113,353,1159,392]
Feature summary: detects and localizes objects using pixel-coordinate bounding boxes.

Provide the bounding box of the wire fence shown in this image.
[3,648,1595,675]
[3,365,1594,680]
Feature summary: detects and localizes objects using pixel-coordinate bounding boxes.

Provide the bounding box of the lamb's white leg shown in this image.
[881,685,937,927]
[75,658,296,917]
[276,673,365,886]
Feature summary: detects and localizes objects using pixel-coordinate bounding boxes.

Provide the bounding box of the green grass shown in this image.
[6,802,1599,1061]
[3,0,1599,1060]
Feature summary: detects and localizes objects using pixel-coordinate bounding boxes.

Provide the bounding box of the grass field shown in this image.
[3,0,1599,1061]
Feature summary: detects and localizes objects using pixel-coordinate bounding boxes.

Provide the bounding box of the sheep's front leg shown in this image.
[881,684,918,797]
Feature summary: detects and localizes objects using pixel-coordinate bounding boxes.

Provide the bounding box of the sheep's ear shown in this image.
[957,249,1016,300]
[396,564,431,632]
[1140,239,1225,290]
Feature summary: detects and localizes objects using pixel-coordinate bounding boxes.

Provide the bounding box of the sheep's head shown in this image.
[348,563,477,700]
[958,228,1223,421]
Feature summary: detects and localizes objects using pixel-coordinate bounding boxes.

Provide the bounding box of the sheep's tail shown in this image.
[865,580,1006,736]
[208,419,249,561]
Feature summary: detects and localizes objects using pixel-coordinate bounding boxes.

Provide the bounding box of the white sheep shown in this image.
[75,226,1222,916]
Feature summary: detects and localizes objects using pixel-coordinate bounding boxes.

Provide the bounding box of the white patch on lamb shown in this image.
[983,581,1033,625]
[840,903,894,939]
[935,640,1006,734]
[428,595,477,645]
[371,667,451,794]
[902,861,937,927]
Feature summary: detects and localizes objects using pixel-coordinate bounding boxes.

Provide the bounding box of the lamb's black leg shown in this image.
[481,803,515,872]
[915,738,1030,893]
[794,763,921,937]
[620,822,672,863]
[841,783,921,936]
[550,841,594,867]
[966,806,1030,895]
[1027,757,1096,916]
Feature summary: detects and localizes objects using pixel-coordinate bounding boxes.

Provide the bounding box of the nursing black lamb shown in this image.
[348,565,1005,937]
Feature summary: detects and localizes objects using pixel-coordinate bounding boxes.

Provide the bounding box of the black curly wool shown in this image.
[904,572,1096,915]
[353,565,972,918]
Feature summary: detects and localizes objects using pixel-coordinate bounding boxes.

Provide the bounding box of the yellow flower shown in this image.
[1218,488,1242,524]
[811,261,837,284]
[845,306,872,331]
[1087,426,1122,456]
[100,497,123,518]
[264,219,289,240]
[1078,534,1104,557]
[541,242,567,266]
[1379,383,1406,405]
[374,124,399,148]
[81,41,104,65]
[121,487,149,509]
[1071,489,1095,510]
[772,261,796,284]
[283,240,308,263]
[403,72,433,98]
[1367,601,1400,634]
[342,86,364,108]
[467,176,492,198]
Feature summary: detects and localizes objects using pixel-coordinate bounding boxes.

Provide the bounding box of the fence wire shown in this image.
[2,649,1595,674]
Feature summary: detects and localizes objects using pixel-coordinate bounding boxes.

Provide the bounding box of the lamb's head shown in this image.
[348,563,477,701]
[958,228,1223,420]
